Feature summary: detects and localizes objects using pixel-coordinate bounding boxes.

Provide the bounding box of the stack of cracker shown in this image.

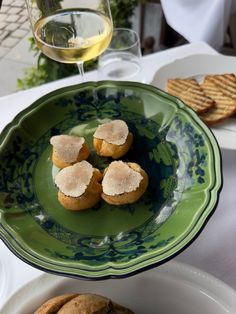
[166,74,236,125]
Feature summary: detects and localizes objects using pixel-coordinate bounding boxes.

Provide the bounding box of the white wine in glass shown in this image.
[25,0,113,78]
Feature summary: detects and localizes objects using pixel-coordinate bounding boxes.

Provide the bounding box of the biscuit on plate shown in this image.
[166,78,215,113]
[200,77,236,125]
[93,120,133,159]
[50,134,90,169]
[204,73,236,100]
[101,161,148,205]
[55,160,102,210]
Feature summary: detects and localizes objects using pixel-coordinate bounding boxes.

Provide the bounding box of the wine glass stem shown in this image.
[77,61,84,81]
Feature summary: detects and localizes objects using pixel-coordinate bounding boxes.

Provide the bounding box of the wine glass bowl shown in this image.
[25,0,113,76]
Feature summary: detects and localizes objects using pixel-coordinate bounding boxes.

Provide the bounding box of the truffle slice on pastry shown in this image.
[93,120,133,159]
[55,160,102,210]
[50,134,89,168]
[102,161,148,205]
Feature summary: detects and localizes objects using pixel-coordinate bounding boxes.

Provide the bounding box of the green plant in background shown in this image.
[17,38,88,90]
[17,0,140,90]
[110,0,139,28]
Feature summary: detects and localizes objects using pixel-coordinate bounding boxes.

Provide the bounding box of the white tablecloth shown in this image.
[161,0,236,50]
[0,42,236,308]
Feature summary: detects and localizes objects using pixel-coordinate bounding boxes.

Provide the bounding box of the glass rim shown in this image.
[107,27,141,52]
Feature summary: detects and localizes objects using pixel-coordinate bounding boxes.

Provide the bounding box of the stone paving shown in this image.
[0,0,36,97]
[0,0,30,59]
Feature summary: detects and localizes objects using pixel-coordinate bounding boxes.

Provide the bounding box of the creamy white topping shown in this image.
[55,161,93,197]
[93,120,129,145]
[50,135,85,163]
[102,161,142,196]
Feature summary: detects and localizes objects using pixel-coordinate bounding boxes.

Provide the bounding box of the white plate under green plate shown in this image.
[0,81,222,279]
[151,54,236,150]
[1,261,236,314]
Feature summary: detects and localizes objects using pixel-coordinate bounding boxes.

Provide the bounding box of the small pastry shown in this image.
[55,160,102,210]
[101,161,148,205]
[34,293,134,314]
[50,134,90,168]
[93,120,133,159]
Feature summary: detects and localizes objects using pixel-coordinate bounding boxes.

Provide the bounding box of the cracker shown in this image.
[205,73,236,100]
[200,79,236,125]
[167,78,215,113]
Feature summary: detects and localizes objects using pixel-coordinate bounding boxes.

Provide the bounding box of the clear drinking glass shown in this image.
[25,0,113,79]
[98,28,144,82]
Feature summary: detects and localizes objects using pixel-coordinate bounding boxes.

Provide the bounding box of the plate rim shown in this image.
[0,81,223,279]
[1,260,236,313]
[151,53,236,87]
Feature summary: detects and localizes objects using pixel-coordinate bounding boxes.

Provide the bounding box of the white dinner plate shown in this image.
[1,261,236,314]
[0,258,10,308]
[151,54,236,150]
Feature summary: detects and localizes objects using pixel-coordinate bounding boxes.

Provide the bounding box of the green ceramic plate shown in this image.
[0,81,222,279]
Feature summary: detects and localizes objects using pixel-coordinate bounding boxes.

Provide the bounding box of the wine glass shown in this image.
[25,0,113,79]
